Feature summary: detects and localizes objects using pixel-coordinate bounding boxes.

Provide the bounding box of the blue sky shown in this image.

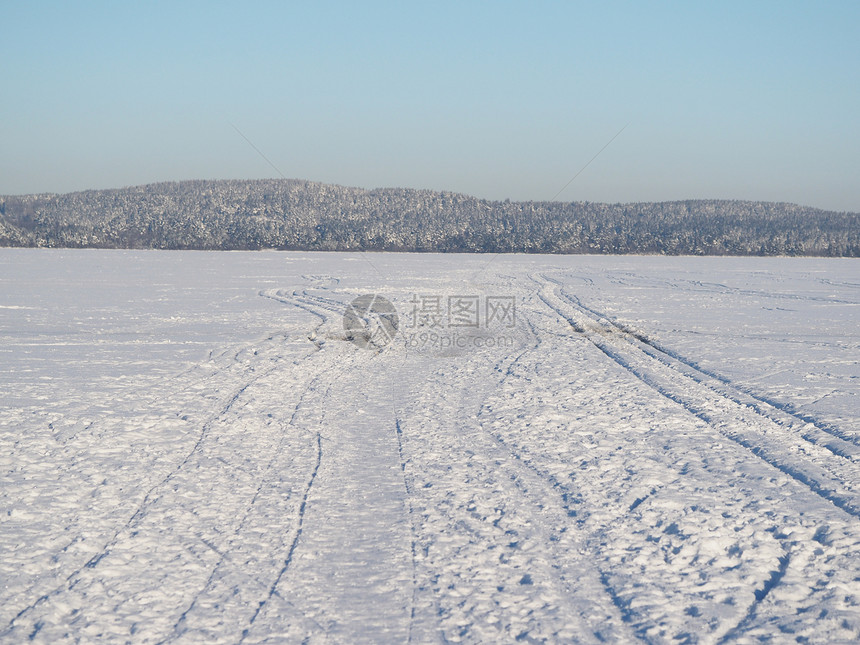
[2,1,859,211]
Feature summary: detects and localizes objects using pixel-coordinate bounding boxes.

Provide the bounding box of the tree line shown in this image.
[0,179,857,256]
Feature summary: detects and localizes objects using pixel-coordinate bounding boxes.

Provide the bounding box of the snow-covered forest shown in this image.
[1,179,857,255]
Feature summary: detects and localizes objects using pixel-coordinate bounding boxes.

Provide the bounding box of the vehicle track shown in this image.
[471,309,693,642]
[240,432,323,642]
[238,289,416,643]
[0,352,282,640]
[535,273,860,521]
[161,356,344,643]
[395,334,642,642]
[555,277,860,452]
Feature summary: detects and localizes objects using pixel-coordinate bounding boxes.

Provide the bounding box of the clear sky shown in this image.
[2,1,859,211]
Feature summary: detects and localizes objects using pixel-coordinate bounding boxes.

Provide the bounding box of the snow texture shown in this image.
[1,249,858,644]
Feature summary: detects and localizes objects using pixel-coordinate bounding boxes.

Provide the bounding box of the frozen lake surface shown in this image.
[1,249,858,643]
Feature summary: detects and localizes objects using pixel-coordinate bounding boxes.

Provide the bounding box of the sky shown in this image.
[2,1,859,211]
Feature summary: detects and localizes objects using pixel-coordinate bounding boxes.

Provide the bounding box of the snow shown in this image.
[1,249,858,643]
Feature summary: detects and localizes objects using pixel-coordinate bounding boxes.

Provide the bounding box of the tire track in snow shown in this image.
[238,289,415,643]
[531,273,860,641]
[395,418,419,645]
[0,353,279,639]
[475,315,648,642]
[557,278,860,453]
[451,272,654,640]
[3,289,326,639]
[260,289,329,349]
[716,549,792,644]
[241,432,323,642]
[235,288,347,642]
[535,274,860,522]
[161,355,343,643]
[398,323,642,642]
[169,286,363,643]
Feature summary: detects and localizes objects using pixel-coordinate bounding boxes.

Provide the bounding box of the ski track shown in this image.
[2,259,859,644]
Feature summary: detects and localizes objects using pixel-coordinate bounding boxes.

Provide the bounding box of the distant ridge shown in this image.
[1,179,857,256]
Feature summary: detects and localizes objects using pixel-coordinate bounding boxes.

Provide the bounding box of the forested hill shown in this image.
[1,179,857,256]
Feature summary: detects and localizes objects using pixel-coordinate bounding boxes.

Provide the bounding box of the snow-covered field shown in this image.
[1,249,858,644]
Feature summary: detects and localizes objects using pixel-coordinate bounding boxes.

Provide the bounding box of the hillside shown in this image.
[1,179,857,255]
